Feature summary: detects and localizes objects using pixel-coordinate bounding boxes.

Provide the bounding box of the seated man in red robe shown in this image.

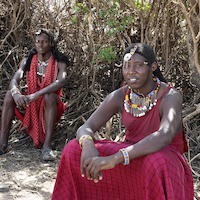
[0,28,70,161]
[52,43,193,199]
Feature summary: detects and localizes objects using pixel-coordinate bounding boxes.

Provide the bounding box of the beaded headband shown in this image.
[123,45,138,62]
[35,29,54,44]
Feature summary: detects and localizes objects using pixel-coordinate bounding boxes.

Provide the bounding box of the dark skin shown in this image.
[0,33,67,155]
[76,53,183,183]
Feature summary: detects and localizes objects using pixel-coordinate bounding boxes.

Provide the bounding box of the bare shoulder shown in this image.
[159,82,183,106]
[19,58,28,70]
[107,86,123,98]
[158,82,183,123]
[57,61,67,70]
[11,58,27,82]
[104,87,124,113]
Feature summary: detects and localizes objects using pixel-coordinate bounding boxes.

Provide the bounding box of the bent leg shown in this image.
[43,93,58,151]
[0,91,16,152]
[52,139,82,200]
[52,140,194,200]
[140,147,194,199]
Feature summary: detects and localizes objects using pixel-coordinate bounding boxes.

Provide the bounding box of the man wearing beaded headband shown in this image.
[52,43,193,199]
[123,45,162,117]
[0,28,70,161]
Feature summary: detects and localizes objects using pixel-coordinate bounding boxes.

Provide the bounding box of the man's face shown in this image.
[35,33,51,55]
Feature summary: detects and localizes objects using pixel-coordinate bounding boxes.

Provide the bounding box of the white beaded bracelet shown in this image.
[11,88,16,93]
[11,87,21,96]
[119,148,130,165]
[11,89,21,97]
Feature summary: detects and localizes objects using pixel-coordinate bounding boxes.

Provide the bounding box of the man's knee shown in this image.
[4,90,15,105]
[44,93,58,106]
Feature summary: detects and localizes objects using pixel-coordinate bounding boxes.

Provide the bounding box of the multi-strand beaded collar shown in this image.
[124,77,160,117]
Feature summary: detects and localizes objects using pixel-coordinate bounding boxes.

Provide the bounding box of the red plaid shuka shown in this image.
[17,54,65,148]
[52,140,193,200]
[52,85,194,200]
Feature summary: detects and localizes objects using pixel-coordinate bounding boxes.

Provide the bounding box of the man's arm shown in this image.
[36,62,67,95]
[9,58,26,90]
[10,58,28,109]
[81,87,184,182]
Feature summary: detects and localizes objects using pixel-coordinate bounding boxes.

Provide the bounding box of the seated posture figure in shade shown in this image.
[0,28,70,161]
[52,43,194,199]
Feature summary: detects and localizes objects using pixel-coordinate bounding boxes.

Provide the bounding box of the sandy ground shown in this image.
[0,133,63,200]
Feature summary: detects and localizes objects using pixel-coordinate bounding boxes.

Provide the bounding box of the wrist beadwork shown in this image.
[119,148,130,165]
[79,135,93,149]
[11,89,21,97]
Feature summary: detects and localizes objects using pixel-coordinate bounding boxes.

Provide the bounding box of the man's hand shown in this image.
[26,93,41,104]
[81,143,100,179]
[13,93,28,110]
[83,155,116,183]
[81,142,117,183]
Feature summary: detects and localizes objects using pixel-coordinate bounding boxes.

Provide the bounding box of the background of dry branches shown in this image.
[1,0,200,197]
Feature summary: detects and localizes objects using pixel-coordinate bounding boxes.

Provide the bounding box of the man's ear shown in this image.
[151,62,158,72]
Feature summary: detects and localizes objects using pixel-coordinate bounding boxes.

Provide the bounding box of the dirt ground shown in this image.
[0,128,200,200]
[0,129,67,200]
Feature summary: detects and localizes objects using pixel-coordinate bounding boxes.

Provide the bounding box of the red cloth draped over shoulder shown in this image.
[15,55,66,148]
[122,84,188,154]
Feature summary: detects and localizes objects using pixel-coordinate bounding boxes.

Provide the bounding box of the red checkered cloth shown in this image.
[52,139,194,200]
[19,54,65,148]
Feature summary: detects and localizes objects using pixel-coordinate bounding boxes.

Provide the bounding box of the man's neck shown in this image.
[37,52,51,62]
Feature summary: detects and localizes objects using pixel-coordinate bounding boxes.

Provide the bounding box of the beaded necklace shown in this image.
[37,55,51,77]
[124,77,160,117]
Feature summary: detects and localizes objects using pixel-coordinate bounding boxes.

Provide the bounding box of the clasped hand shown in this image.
[14,93,40,110]
[81,145,116,183]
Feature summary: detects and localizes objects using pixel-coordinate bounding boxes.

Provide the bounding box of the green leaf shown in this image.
[77,3,83,6]
[83,7,87,13]
[113,10,118,15]
[99,11,105,18]
[83,21,88,26]
[71,17,78,24]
